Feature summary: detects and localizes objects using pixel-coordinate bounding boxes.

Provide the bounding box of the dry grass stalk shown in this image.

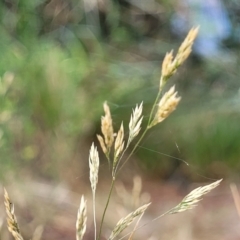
[108,203,151,240]
[230,183,240,219]
[150,85,181,127]
[76,196,87,240]
[4,188,24,240]
[131,175,142,208]
[32,225,44,240]
[97,102,114,158]
[127,102,143,146]
[89,143,100,193]
[169,179,222,214]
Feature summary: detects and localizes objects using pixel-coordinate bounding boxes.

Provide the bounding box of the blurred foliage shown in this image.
[0,0,240,181]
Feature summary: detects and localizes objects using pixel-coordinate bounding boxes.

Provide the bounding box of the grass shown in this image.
[3,27,222,240]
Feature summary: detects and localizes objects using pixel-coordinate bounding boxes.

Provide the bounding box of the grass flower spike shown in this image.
[108,203,151,240]
[89,143,100,193]
[113,123,125,170]
[176,27,199,64]
[127,102,143,146]
[97,102,114,159]
[149,85,181,128]
[76,196,87,240]
[160,27,199,88]
[89,143,100,240]
[169,179,222,214]
[4,189,24,240]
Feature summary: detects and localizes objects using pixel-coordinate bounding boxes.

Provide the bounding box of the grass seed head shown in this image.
[114,122,125,161]
[174,26,199,68]
[161,51,174,79]
[76,196,87,240]
[128,102,143,146]
[98,102,114,157]
[4,189,24,240]
[89,143,100,193]
[150,85,181,127]
[97,134,108,155]
[160,27,199,88]
[169,179,222,214]
[108,203,151,240]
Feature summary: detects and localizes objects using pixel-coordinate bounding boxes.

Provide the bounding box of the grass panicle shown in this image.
[89,143,100,193]
[149,85,181,128]
[127,102,143,147]
[169,179,222,214]
[97,102,114,160]
[89,143,99,240]
[160,26,199,89]
[108,203,151,240]
[76,196,87,240]
[4,188,24,240]
[113,122,125,172]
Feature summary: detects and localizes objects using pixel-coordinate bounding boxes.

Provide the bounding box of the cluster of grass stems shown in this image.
[4,27,222,240]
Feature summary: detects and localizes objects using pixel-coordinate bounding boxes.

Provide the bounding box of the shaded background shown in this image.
[0,0,240,239]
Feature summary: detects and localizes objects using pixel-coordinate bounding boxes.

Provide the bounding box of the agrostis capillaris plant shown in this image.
[4,27,222,240]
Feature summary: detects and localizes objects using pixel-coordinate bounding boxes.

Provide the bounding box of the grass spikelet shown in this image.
[161,50,174,80]
[108,203,151,240]
[169,179,222,214]
[160,27,199,88]
[113,123,125,170]
[149,85,181,128]
[89,143,99,240]
[97,134,107,156]
[127,102,143,146]
[4,188,24,240]
[89,143,100,193]
[98,102,114,159]
[177,27,199,63]
[76,196,87,240]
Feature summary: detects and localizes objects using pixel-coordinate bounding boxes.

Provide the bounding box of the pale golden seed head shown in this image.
[114,123,125,160]
[160,27,199,89]
[175,26,199,67]
[101,102,114,152]
[161,51,174,78]
[150,85,181,127]
[178,27,199,54]
[97,134,107,155]
[128,102,143,146]
[4,189,24,240]
[76,196,87,240]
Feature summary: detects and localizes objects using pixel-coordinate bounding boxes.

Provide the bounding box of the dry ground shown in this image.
[1,178,239,240]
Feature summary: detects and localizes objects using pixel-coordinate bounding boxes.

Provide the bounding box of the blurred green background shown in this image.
[0,0,240,184]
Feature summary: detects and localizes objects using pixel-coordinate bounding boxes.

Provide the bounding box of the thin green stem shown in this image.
[97,178,116,240]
